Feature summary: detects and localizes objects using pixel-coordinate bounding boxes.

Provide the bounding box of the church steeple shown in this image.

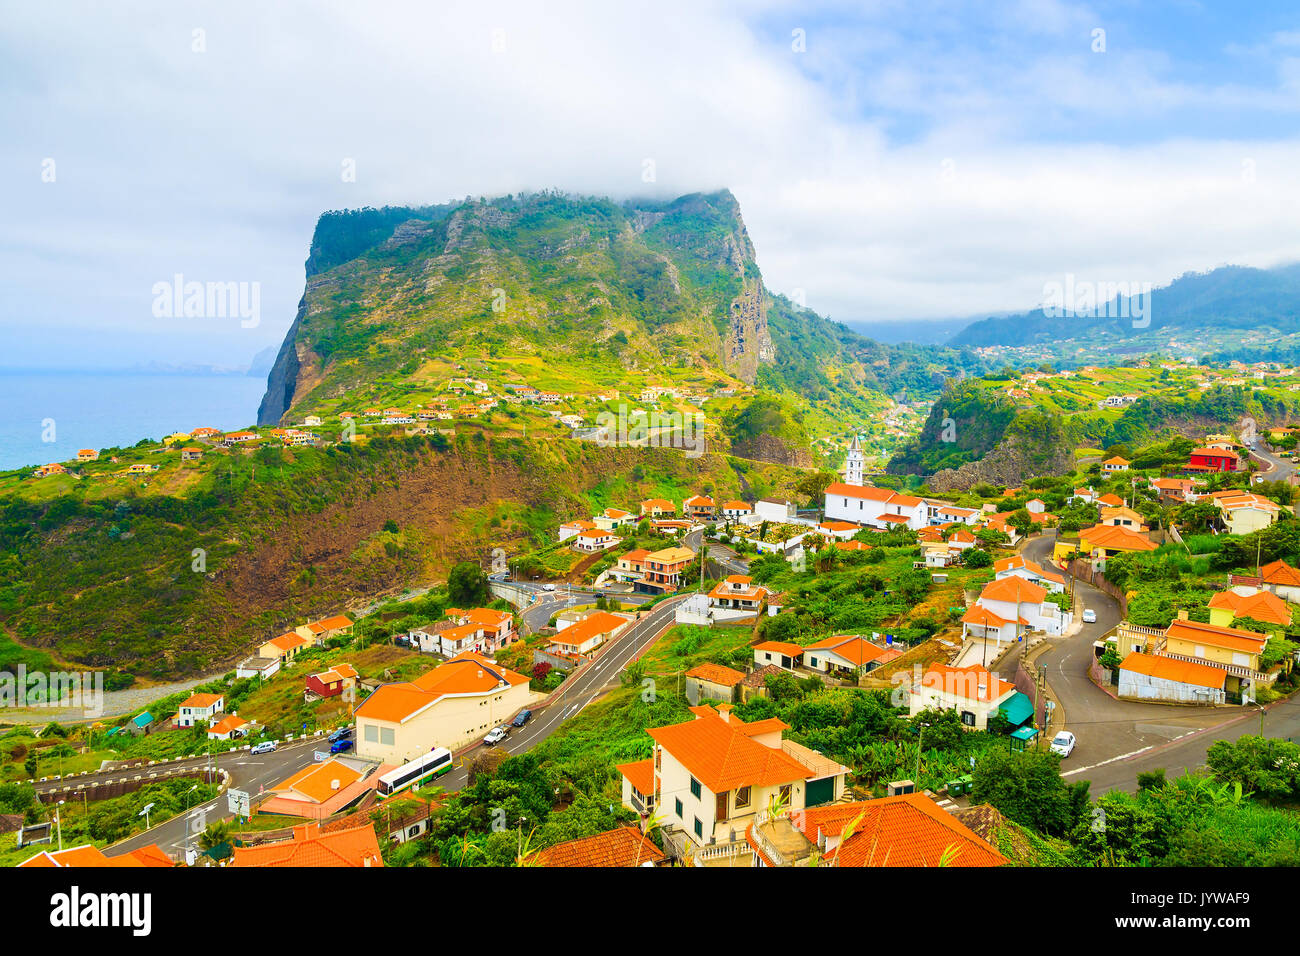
[844,434,864,486]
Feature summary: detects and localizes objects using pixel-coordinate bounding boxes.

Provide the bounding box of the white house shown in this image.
[823,483,926,531]
[558,519,597,542]
[993,555,1066,593]
[969,576,1070,638]
[754,498,798,523]
[909,664,1021,730]
[176,693,224,728]
[572,529,619,553]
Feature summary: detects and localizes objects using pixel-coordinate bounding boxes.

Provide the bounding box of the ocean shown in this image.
[0,370,269,471]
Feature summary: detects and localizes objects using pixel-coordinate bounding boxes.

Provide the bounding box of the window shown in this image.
[961,710,976,726]
[735,786,751,809]
[380,727,395,746]
[693,818,703,838]
[779,784,792,804]
[675,798,683,819]
[364,724,378,743]
[690,776,701,799]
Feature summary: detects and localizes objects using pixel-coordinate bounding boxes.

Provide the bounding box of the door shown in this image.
[806,776,835,807]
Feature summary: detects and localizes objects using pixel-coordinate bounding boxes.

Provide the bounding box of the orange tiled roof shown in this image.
[531,826,666,867]
[356,653,528,724]
[617,758,655,796]
[180,693,223,710]
[1120,652,1226,690]
[1079,524,1157,552]
[207,714,249,735]
[550,611,629,650]
[1164,618,1267,655]
[920,664,1015,703]
[229,823,383,867]
[1261,559,1300,588]
[1207,588,1292,626]
[648,711,814,793]
[268,632,308,652]
[803,634,892,667]
[753,641,804,657]
[685,663,746,687]
[272,759,364,804]
[793,793,1006,867]
[978,576,1047,604]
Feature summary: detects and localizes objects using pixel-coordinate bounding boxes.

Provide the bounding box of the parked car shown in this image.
[328,727,352,742]
[483,726,510,746]
[251,741,277,755]
[330,738,354,755]
[1050,731,1076,757]
[543,583,556,592]
[394,635,412,648]
[510,709,533,728]
[1082,608,1097,624]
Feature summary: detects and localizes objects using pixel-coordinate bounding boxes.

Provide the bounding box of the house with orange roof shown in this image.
[802,635,899,677]
[530,825,667,867]
[924,501,981,526]
[1095,492,1124,508]
[593,507,636,531]
[909,663,1020,730]
[305,663,360,700]
[259,631,309,662]
[682,494,715,519]
[637,546,695,595]
[833,539,872,552]
[816,520,862,541]
[1207,586,1292,642]
[1100,504,1147,531]
[1149,476,1202,503]
[558,518,598,541]
[719,500,753,520]
[684,663,747,706]
[76,449,98,462]
[609,547,651,584]
[1060,523,1157,569]
[229,822,383,868]
[33,463,67,478]
[207,713,252,740]
[823,482,926,530]
[1155,614,1273,698]
[180,446,204,461]
[753,640,805,671]
[1202,490,1280,535]
[640,498,675,517]
[746,792,1006,868]
[19,843,173,868]
[572,528,618,553]
[190,426,222,439]
[1118,652,1227,704]
[1261,559,1300,603]
[302,614,354,641]
[354,651,531,762]
[968,575,1071,638]
[1071,486,1096,504]
[549,610,633,658]
[707,575,771,615]
[623,706,849,850]
[1102,455,1130,473]
[176,692,224,728]
[993,554,1066,593]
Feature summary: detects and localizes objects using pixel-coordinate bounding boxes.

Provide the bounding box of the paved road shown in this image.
[1021,532,1269,794]
[684,526,750,577]
[1252,442,1295,482]
[99,593,689,858]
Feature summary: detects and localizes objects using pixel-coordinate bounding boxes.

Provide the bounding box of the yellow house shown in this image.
[163,432,192,445]
[1055,523,1157,567]
[1203,491,1279,536]
[353,652,530,763]
[1207,587,1292,643]
[1158,616,1271,697]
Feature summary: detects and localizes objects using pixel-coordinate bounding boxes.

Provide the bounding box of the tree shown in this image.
[964,548,992,569]
[969,749,1088,836]
[447,561,490,606]
[1206,735,1300,803]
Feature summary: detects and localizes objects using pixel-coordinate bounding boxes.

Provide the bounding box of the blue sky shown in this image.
[3,0,1300,370]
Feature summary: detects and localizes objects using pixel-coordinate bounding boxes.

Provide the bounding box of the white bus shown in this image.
[377,747,454,796]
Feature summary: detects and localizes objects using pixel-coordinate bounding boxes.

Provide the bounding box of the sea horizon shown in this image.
[0,368,269,471]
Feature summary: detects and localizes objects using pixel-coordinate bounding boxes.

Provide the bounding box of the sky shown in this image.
[4,0,1300,370]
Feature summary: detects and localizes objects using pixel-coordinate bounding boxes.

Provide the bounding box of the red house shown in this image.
[1187,447,1239,472]
[305,663,359,700]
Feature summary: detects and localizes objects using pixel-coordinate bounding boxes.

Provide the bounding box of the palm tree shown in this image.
[197,819,232,853]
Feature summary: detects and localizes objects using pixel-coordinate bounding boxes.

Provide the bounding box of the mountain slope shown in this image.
[257,190,990,449]
[951,263,1300,348]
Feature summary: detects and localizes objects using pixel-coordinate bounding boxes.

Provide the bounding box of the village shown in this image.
[8,410,1300,870]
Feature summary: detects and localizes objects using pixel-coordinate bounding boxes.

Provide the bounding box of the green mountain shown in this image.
[257,189,989,453]
[951,263,1300,348]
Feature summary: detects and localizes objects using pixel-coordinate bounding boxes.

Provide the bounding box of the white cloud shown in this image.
[2,0,1299,368]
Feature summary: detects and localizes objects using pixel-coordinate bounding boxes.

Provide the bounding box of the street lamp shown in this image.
[915,722,930,785]
[138,801,155,832]
[183,785,199,860]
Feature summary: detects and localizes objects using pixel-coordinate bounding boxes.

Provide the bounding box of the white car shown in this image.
[1050,731,1076,758]
[483,726,509,746]
[543,583,557,592]
[1082,608,1097,624]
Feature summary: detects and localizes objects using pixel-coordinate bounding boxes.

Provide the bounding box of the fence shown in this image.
[1066,558,1128,618]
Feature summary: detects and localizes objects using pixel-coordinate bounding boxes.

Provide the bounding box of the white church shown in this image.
[823,434,928,530]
